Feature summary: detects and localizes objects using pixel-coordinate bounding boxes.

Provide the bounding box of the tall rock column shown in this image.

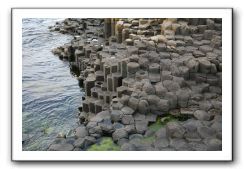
[104,18,112,40]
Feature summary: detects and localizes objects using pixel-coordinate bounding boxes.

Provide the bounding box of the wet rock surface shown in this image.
[48,18,222,151]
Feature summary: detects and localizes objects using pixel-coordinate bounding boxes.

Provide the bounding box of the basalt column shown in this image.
[104,18,112,40]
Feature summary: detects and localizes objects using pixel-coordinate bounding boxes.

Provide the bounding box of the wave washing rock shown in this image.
[48,18,222,151]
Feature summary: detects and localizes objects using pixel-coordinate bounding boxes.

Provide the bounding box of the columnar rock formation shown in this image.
[48,18,222,151]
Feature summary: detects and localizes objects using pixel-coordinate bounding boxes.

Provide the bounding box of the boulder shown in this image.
[154,138,169,150]
[197,126,216,139]
[164,92,178,109]
[204,138,222,151]
[135,120,148,134]
[49,143,74,151]
[112,129,128,142]
[157,99,170,112]
[163,80,180,92]
[166,121,185,138]
[121,115,134,125]
[198,58,211,73]
[121,143,136,151]
[129,134,143,140]
[142,82,155,95]
[184,131,202,142]
[194,110,211,121]
[170,138,191,151]
[75,126,88,138]
[138,99,149,114]
[121,106,135,115]
[111,110,122,122]
[74,138,85,148]
[182,119,202,132]
[128,97,139,110]
[176,89,190,108]
[147,95,160,105]
[99,119,114,134]
[90,111,111,122]
[155,83,167,97]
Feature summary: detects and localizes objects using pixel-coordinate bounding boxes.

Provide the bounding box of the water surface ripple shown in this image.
[22,18,83,151]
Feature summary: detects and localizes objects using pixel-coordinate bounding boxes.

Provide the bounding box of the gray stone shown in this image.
[134,113,146,121]
[184,131,202,142]
[127,62,140,75]
[90,111,111,122]
[182,119,202,132]
[157,99,170,112]
[204,30,214,40]
[199,45,213,53]
[124,124,136,134]
[128,97,139,110]
[193,50,205,58]
[204,138,222,151]
[135,70,149,80]
[147,95,160,105]
[154,138,169,149]
[165,92,178,109]
[185,59,199,73]
[176,89,190,108]
[142,82,155,95]
[121,143,136,151]
[155,83,168,97]
[121,115,134,125]
[129,134,143,140]
[117,138,129,146]
[121,106,135,115]
[211,121,222,132]
[74,138,85,148]
[199,100,213,111]
[170,138,191,151]
[111,110,122,122]
[163,80,180,92]
[146,114,157,122]
[189,142,208,151]
[198,58,211,73]
[99,119,114,133]
[166,121,185,138]
[197,126,216,139]
[83,136,96,148]
[135,120,148,134]
[112,129,128,141]
[194,110,210,121]
[161,71,173,81]
[49,143,74,151]
[113,122,125,130]
[75,126,88,138]
[160,59,172,71]
[138,99,149,114]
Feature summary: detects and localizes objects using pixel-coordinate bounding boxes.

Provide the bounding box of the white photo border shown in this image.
[12,8,233,161]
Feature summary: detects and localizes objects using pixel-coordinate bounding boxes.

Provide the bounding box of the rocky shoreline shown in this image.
[47,18,222,151]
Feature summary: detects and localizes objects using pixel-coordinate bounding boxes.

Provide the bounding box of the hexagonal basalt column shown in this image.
[84,74,96,96]
[107,74,113,92]
[127,62,140,78]
[103,64,111,82]
[112,72,123,91]
[149,63,161,83]
[120,58,129,78]
[135,70,149,80]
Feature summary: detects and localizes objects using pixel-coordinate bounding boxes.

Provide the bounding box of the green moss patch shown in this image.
[87,137,120,151]
[148,118,164,132]
[140,136,155,144]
